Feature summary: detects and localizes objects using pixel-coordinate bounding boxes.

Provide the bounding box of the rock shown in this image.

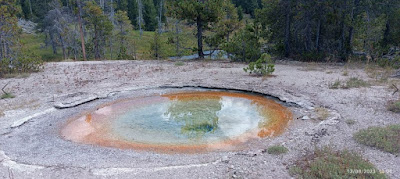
[390,70,400,78]
[260,149,267,154]
[296,101,314,110]
[319,110,341,126]
[54,92,99,109]
[18,19,37,34]
[221,156,229,163]
[301,116,310,120]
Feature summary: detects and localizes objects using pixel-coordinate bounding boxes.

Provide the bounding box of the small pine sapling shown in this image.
[244,53,275,76]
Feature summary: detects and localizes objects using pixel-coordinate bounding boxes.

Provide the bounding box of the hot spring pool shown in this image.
[61,91,292,153]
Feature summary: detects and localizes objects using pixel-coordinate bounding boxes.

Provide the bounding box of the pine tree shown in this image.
[143,0,157,31]
[206,0,240,56]
[137,0,144,36]
[167,0,225,59]
[232,0,259,17]
[223,24,261,62]
[150,31,162,59]
[115,10,134,60]
[0,0,21,63]
[127,0,138,27]
[77,0,87,60]
[83,1,113,60]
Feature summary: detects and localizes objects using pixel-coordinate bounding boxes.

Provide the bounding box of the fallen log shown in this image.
[1,82,10,95]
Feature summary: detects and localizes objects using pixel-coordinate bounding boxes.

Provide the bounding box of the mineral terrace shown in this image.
[0,60,399,178]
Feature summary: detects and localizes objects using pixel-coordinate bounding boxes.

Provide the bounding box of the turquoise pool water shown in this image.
[112,95,263,145]
[62,91,292,152]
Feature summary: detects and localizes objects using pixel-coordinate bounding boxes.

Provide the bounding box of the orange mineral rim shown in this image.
[61,91,293,153]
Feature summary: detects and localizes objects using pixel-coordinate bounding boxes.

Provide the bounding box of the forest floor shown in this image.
[0,60,399,178]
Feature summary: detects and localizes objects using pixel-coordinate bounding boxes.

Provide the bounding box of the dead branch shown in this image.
[1,81,10,95]
[393,84,399,95]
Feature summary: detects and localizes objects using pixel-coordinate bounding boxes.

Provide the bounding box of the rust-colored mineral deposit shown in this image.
[61,91,292,153]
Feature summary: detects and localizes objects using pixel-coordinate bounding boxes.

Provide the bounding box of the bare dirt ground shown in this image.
[0,60,399,178]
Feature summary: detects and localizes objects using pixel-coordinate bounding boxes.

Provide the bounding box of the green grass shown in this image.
[342,70,349,76]
[1,93,15,99]
[387,100,400,113]
[2,73,31,79]
[20,34,63,62]
[329,79,342,89]
[329,77,370,89]
[314,107,330,121]
[289,148,387,179]
[344,77,370,89]
[267,145,288,155]
[354,125,400,154]
[345,119,356,125]
[124,30,198,60]
[174,61,185,66]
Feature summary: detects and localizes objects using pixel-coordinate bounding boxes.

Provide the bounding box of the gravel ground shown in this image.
[0,60,399,179]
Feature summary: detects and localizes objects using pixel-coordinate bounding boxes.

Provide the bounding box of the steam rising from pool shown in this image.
[61,91,292,153]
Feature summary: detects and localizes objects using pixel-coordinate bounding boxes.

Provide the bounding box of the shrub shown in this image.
[344,77,369,89]
[299,52,326,62]
[345,119,356,125]
[175,61,185,66]
[342,70,349,76]
[243,53,275,76]
[329,79,341,89]
[354,125,400,154]
[1,93,15,99]
[314,107,330,121]
[16,52,43,73]
[0,58,12,76]
[329,77,369,89]
[117,46,134,60]
[289,148,386,179]
[0,52,43,77]
[376,57,400,69]
[267,145,288,155]
[387,100,400,113]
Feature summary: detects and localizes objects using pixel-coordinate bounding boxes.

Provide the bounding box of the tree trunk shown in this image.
[227,32,231,59]
[100,0,105,9]
[60,34,67,60]
[365,8,372,59]
[110,38,113,60]
[382,20,391,48]
[196,16,204,59]
[284,0,291,57]
[315,18,321,52]
[155,33,159,60]
[0,35,3,59]
[241,38,246,62]
[28,0,33,18]
[50,33,57,55]
[175,20,181,57]
[94,25,100,60]
[158,0,163,33]
[137,0,143,37]
[339,9,346,55]
[305,18,311,52]
[346,0,359,55]
[77,0,87,61]
[110,0,115,23]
